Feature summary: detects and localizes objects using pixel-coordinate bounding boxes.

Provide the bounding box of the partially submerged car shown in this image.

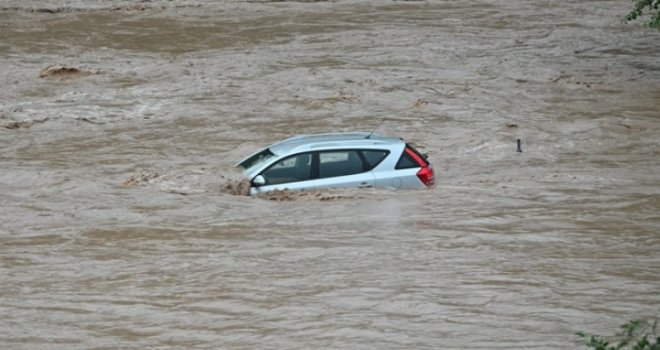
[237,132,434,195]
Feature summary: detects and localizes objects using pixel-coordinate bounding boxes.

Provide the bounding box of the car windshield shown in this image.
[238,148,277,173]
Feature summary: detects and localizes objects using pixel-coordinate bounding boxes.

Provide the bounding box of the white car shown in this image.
[237,132,435,195]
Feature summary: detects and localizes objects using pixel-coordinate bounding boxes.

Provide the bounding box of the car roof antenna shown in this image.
[366,119,386,139]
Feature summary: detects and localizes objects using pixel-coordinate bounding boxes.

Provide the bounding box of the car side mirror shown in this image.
[252,175,266,187]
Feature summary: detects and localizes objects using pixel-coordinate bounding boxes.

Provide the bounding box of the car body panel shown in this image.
[250,171,376,195]
[372,168,423,189]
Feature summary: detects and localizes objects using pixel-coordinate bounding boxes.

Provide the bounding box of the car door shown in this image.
[251,152,314,194]
[313,150,375,189]
[250,149,376,194]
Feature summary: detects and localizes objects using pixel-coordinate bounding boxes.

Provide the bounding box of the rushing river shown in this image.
[1,1,659,349]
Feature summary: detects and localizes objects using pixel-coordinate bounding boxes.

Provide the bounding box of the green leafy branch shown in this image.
[577,319,659,350]
[626,0,660,28]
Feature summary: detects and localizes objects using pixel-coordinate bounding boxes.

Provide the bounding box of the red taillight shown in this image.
[416,166,435,187]
[403,147,434,187]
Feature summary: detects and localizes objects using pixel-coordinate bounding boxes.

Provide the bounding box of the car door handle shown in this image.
[358,182,373,188]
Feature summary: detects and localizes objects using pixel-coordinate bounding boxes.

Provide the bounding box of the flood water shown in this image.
[1,1,659,349]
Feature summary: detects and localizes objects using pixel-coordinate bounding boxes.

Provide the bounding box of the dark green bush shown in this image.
[577,319,659,350]
[626,0,660,28]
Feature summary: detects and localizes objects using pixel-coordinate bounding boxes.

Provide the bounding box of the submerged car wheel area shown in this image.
[237,132,435,195]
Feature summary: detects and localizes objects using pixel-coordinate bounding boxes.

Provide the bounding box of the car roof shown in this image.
[268,132,404,156]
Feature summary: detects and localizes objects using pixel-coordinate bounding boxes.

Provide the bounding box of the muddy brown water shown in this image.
[1,1,659,349]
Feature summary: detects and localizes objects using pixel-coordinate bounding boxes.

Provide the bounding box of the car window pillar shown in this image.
[310,152,320,179]
[356,150,370,171]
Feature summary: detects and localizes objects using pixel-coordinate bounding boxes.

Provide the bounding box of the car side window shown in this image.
[396,149,419,169]
[318,150,365,179]
[261,153,312,185]
[361,150,389,170]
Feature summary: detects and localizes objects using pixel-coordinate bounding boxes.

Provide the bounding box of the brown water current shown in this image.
[1,1,659,349]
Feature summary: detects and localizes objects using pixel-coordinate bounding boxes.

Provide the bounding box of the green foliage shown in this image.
[577,319,660,350]
[626,0,660,28]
